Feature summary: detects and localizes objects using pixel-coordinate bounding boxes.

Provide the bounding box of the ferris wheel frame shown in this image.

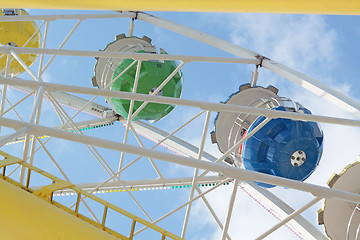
[0,11,359,240]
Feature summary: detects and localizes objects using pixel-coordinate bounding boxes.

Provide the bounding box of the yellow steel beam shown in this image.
[0,178,121,240]
[0,0,360,15]
[0,151,183,240]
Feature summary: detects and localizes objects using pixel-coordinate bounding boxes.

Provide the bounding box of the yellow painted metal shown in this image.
[33,180,74,200]
[0,151,183,240]
[0,9,41,76]
[0,178,121,240]
[0,0,360,14]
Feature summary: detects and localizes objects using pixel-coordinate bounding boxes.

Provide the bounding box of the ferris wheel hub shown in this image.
[290,150,306,167]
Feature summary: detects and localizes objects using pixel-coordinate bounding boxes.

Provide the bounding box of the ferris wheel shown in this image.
[0,7,360,240]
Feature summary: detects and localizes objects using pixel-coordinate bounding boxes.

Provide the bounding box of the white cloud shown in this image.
[226,14,338,74]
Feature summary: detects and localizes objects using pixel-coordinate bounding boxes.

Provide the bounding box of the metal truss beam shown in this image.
[1,77,360,127]
[0,46,260,65]
[1,117,360,205]
[0,13,136,21]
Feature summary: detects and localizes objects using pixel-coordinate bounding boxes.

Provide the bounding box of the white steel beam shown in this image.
[255,197,322,240]
[12,85,110,117]
[0,13,136,22]
[118,60,142,174]
[221,179,240,240]
[0,54,11,135]
[134,177,231,236]
[0,46,260,65]
[1,77,360,127]
[38,21,49,77]
[45,175,228,193]
[262,59,360,119]
[136,12,258,59]
[242,182,327,240]
[0,127,29,148]
[181,111,212,238]
[2,117,360,205]
[40,19,82,75]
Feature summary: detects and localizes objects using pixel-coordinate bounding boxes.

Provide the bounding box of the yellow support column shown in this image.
[0,178,120,240]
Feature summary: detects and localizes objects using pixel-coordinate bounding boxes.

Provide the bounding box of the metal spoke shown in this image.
[255,197,322,240]
[40,20,82,75]
[181,111,211,238]
[117,60,142,175]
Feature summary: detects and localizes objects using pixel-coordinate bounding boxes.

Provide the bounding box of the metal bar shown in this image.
[35,137,70,181]
[102,206,108,229]
[2,77,359,127]
[131,61,185,118]
[255,197,322,240]
[22,20,45,48]
[0,127,29,148]
[38,21,49,77]
[104,59,137,89]
[181,111,211,238]
[129,220,136,240]
[0,13,136,22]
[0,90,34,117]
[128,18,135,37]
[221,179,240,240]
[41,20,82,74]
[0,91,23,121]
[0,54,11,134]
[262,59,360,119]
[27,86,44,184]
[242,182,327,240]
[129,123,164,178]
[3,117,360,204]
[25,168,31,189]
[198,117,271,178]
[118,60,142,174]
[195,186,232,240]
[10,51,42,82]
[20,133,31,184]
[250,65,259,87]
[46,175,228,193]
[46,94,114,177]
[137,12,257,59]
[28,86,45,124]
[8,137,53,178]
[75,193,81,215]
[0,46,260,65]
[135,178,231,235]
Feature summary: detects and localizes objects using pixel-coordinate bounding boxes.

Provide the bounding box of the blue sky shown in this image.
[2,9,360,239]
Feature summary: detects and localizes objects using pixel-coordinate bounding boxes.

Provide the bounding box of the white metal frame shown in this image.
[0,11,358,239]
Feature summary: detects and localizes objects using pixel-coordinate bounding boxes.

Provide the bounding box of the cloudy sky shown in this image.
[3,9,360,240]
